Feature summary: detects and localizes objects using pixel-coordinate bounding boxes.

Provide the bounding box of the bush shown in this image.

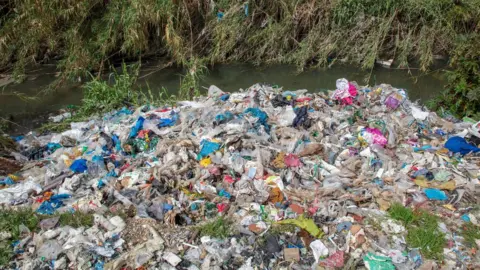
[427,34,480,120]
[80,63,141,116]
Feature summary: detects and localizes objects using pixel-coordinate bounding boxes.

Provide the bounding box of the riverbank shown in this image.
[2,0,478,76]
[0,79,479,268]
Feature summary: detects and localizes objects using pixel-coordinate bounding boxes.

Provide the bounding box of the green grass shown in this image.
[389,204,446,260]
[80,63,141,116]
[388,203,415,226]
[197,216,233,239]
[37,62,184,134]
[57,211,94,228]
[0,208,95,266]
[406,222,445,260]
[268,223,296,236]
[461,223,480,248]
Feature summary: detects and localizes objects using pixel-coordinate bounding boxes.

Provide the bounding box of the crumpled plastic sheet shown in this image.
[0,178,42,204]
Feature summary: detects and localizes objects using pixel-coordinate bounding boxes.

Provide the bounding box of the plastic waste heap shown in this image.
[1,79,479,269]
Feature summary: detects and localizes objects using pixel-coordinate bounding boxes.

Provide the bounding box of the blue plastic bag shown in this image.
[47,142,62,152]
[217,11,224,21]
[112,135,121,151]
[445,136,480,155]
[70,159,88,173]
[116,107,132,116]
[94,261,104,270]
[219,189,231,199]
[0,177,15,186]
[163,204,173,211]
[158,111,178,127]
[158,118,175,127]
[424,188,448,200]
[215,111,234,124]
[129,117,145,138]
[198,140,221,159]
[244,108,270,132]
[220,94,230,101]
[36,194,71,215]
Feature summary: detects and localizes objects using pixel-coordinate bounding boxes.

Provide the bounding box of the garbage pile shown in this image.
[1,79,480,269]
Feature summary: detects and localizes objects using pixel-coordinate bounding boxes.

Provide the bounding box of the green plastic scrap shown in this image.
[277,215,323,238]
[363,252,395,270]
[463,117,477,124]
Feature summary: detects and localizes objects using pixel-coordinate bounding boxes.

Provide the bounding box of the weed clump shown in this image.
[198,216,233,239]
[389,205,446,260]
[461,223,480,248]
[0,208,95,266]
[388,203,414,226]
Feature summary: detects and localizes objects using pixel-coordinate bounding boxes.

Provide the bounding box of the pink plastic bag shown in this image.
[331,78,357,105]
[359,128,387,146]
[321,250,345,268]
[224,175,235,184]
[284,154,302,167]
[348,83,357,97]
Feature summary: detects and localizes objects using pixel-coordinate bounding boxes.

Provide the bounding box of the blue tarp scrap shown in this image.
[445,136,480,155]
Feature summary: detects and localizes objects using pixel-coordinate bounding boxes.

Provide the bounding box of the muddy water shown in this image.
[0,63,446,133]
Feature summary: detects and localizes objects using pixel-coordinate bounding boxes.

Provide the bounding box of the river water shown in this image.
[1,63,446,133]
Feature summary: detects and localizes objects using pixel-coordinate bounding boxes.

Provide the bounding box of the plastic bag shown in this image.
[445,136,480,155]
[277,106,296,127]
[36,194,71,215]
[424,188,448,200]
[384,90,406,110]
[331,78,357,105]
[88,155,107,177]
[198,140,221,159]
[244,107,270,132]
[310,240,329,263]
[278,215,324,238]
[358,128,387,147]
[0,178,42,204]
[208,85,224,97]
[410,105,429,121]
[284,154,301,167]
[70,159,88,173]
[363,252,395,270]
[129,117,145,138]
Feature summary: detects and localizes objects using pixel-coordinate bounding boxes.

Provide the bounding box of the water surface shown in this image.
[1,62,447,133]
